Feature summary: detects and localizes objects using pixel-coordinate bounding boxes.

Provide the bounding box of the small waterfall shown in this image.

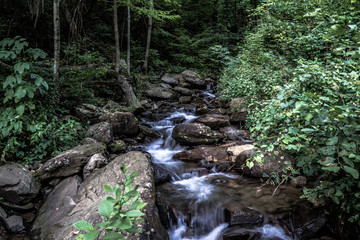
[144,107,294,240]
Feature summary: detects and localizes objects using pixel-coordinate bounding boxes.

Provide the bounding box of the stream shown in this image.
[142,96,299,240]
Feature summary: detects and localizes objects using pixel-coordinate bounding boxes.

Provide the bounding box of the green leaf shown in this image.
[16,105,25,116]
[3,75,16,89]
[344,166,359,179]
[117,216,132,230]
[301,128,315,133]
[97,221,111,228]
[35,76,43,86]
[326,136,338,146]
[125,227,142,233]
[15,87,26,99]
[102,231,124,240]
[115,187,122,199]
[75,230,100,240]
[103,184,113,194]
[322,164,340,173]
[98,200,113,219]
[73,220,94,231]
[125,210,145,217]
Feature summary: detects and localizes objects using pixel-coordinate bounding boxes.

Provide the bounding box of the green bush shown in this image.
[73,164,147,240]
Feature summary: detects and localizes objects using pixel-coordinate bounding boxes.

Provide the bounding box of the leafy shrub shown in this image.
[73,164,147,240]
[0,37,83,163]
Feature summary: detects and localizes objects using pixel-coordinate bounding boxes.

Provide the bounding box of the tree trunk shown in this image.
[143,0,153,73]
[113,0,140,107]
[53,0,60,82]
[127,6,131,75]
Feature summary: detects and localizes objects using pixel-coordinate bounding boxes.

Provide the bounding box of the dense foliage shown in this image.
[219,0,360,225]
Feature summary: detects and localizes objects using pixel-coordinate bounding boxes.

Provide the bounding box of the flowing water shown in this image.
[143,102,297,240]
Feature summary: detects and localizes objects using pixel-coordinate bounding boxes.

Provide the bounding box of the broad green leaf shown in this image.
[73,220,94,231]
[125,210,145,217]
[35,76,43,86]
[102,231,124,240]
[16,105,25,116]
[3,75,15,88]
[15,87,26,99]
[98,200,113,219]
[117,216,132,230]
[322,164,340,173]
[103,184,113,194]
[125,227,142,233]
[326,136,338,146]
[97,221,111,227]
[75,230,100,240]
[301,128,315,133]
[42,81,49,90]
[115,187,122,199]
[344,166,359,179]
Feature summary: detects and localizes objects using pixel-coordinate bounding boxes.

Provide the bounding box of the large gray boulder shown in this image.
[181,70,206,88]
[37,140,106,180]
[86,122,113,144]
[196,114,230,130]
[0,163,40,204]
[145,85,176,100]
[75,103,105,123]
[173,87,194,96]
[100,112,139,137]
[172,123,224,145]
[161,74,179,86]
[235,147,294,178]
[32,152,168,240]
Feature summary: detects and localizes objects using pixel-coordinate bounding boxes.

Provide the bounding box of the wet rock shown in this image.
[102,100,122,112]
[196,114,230,130]
[37,140,106,180]
[108,140,127,154]
[173,86,194,96]
[220,126,250,141]
[153,165,173,184]
[222,230,262,240]
[86,122,113,144]
[294,207,328,240]
[75,103,105,123]
[145,85,176,99]
[225,205,263,226]
[0,201,33,211]
[160,83,172,89]
[291,176,307,187]
[170,116,186,125]
[32,152,168,240]
[5,215,25,233]
[173,146,229,162]
[172,123,223,145]
[183,168,209,178]
[161,73,179,86]
[227,144,255,162]
[181,70,206,88]
[236,149,294,178]
[139,125,161,139]
[179,96,193,104]
[32,176,81,239]
[83,153,107,179]
[0,163,40,204]
[0,206,7,221]
[195,104,209,115]
[100,111,139,137]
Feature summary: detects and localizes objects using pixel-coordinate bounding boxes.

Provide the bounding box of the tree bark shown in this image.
[53,0,60,82]
[127,6,131,75]
[143,0,153,73]
[113,0,140,107]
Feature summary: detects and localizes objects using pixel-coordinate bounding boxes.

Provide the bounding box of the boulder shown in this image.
[37,140,106,180]
[0,163,40,204]
[108,140,127,154]
[173,87,194,96]
[161,74,179,86]
[5,215,25,233]
[86,122,113,144]
[31,176,82,238]
[196,114,230,130]
[160,83,172,89]
[139,125,161,139]
[100,111,139,137]
[153,165,173,185]
[228,98,248,122]
[83,153,107,179]
[195,104,209,115]
[181,70,206,88]
[179,96,192,104]
[235,148,294,178]
[227,144,255,162]
[75,103,105,123]
[230,111,247,122]
[291,176,307,187]
[224,205,263,226]
[145,85,176,100]
[32,152,168,240]
[229,98,247,110]
[173,146,229,162]
[220,126,251,141]
[172,123,223,145]
[222,230,261,240]
[102,100,122,112]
